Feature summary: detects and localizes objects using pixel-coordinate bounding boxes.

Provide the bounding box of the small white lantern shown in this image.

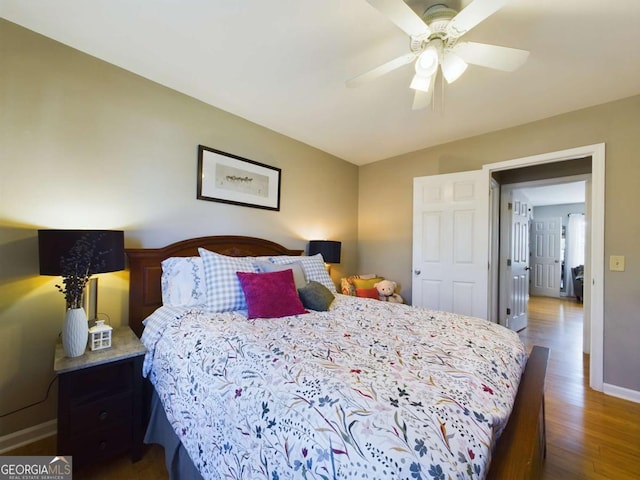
[88,320,113,351]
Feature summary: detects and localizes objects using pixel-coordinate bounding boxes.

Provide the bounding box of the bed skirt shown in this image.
[145,389,204,480]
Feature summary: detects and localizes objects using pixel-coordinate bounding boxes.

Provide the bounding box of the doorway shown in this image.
[508,178,587,297]
[411,143,604,391]
[496,179,586,335]
[485,143,604,392]
[527,190,586,299]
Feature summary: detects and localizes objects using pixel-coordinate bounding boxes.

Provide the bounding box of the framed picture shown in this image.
[197,145,281,211]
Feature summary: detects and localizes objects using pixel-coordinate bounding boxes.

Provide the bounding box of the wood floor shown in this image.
[2,434,168,479]
[5,296,639,479]
[520,296,640,479]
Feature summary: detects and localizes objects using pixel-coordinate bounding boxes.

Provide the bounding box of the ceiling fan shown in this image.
[347,0,530,109]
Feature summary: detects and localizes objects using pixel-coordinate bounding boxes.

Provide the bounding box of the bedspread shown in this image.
[141,295,526,480]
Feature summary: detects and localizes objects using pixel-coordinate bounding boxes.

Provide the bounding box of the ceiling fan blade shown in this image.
[411,74,436,110]
[346,53,417,88]
[447,0,511,38]
[412,89,433,110]
[367,0,431,38]
[410,73,431,92]
[454,42,529,71]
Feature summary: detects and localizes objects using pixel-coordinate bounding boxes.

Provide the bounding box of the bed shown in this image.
[127,235,549,480]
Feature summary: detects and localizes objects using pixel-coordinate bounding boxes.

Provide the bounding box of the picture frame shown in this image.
[197,145,281,211]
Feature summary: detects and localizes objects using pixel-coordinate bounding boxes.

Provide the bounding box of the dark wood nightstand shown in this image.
[53,326,146,470]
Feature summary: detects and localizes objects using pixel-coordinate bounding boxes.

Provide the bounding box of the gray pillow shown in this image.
[254,260,307,290]
[298,281,335,311]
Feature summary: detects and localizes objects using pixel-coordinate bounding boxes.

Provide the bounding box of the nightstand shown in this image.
[53,326,146,469]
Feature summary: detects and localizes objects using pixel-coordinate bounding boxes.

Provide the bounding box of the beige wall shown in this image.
[0,20,358,437]
[359,94,640,393]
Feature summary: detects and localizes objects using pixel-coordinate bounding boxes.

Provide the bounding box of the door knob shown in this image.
[524,266,531,271]
[414,269,421,275]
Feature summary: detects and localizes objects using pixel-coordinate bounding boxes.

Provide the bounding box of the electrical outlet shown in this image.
[609,255,625,272]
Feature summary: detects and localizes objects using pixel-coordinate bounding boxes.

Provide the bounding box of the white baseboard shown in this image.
[603,383,640,404]
[0,420,57,454]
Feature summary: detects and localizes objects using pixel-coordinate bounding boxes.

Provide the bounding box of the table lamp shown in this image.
[38,229,125,322]
[308,240,341,266]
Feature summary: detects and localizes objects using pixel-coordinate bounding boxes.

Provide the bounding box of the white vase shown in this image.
[63,307,88,358]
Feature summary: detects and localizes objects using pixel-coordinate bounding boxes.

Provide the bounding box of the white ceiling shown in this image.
[3,0,640,165]
[519,181,585,207]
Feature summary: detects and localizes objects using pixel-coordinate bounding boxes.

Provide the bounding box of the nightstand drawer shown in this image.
[67,361,133,404]
[70,419,133,465]
[70,391,133,435]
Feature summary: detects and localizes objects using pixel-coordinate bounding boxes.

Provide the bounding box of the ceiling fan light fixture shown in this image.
[415,42,440,77]
[410,73,432,92]
[441,52,468,84]
[354,0,530,108]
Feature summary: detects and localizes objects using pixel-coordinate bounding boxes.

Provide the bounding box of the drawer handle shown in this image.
[98,441,107,451]
[98,411,108,421]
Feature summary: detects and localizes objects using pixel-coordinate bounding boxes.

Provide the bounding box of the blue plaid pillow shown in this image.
[198,248,258,312]
[269,253,336,293]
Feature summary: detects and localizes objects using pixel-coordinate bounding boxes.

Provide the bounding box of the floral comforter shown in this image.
[141,295,526,480]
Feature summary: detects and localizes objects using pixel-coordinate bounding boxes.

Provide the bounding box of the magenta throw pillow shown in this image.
[236,269,307,319]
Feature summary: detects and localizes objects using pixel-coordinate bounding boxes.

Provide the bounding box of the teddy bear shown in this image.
[374,279,403,304]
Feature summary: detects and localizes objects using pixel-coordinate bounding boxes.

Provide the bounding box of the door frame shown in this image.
[484,143,605,392]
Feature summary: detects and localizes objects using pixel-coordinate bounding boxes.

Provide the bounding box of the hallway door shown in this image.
[530,217,562,297]
[499,186,530,331]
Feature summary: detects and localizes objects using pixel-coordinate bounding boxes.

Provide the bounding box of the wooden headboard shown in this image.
[125,235,303,337]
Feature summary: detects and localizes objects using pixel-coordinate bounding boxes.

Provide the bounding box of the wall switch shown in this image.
[609,255,625,272]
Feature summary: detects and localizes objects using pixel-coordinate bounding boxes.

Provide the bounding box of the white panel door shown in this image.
[530,217,562,297]
[499,187,530,331]
[413,170,489,319]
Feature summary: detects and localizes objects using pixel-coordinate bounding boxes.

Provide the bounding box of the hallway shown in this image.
[520,296,640,479]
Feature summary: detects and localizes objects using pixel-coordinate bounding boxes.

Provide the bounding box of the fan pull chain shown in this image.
[431,86,435,113]
[440,73,445,113]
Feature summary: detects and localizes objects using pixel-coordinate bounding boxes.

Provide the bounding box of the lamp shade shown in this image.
[38,230,125,276]
[441,52,468,84]
[308,240,341,264]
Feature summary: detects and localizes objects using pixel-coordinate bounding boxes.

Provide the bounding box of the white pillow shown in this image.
[269,253,336,293]
[160,257,206,307]
[198,248,258,312]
